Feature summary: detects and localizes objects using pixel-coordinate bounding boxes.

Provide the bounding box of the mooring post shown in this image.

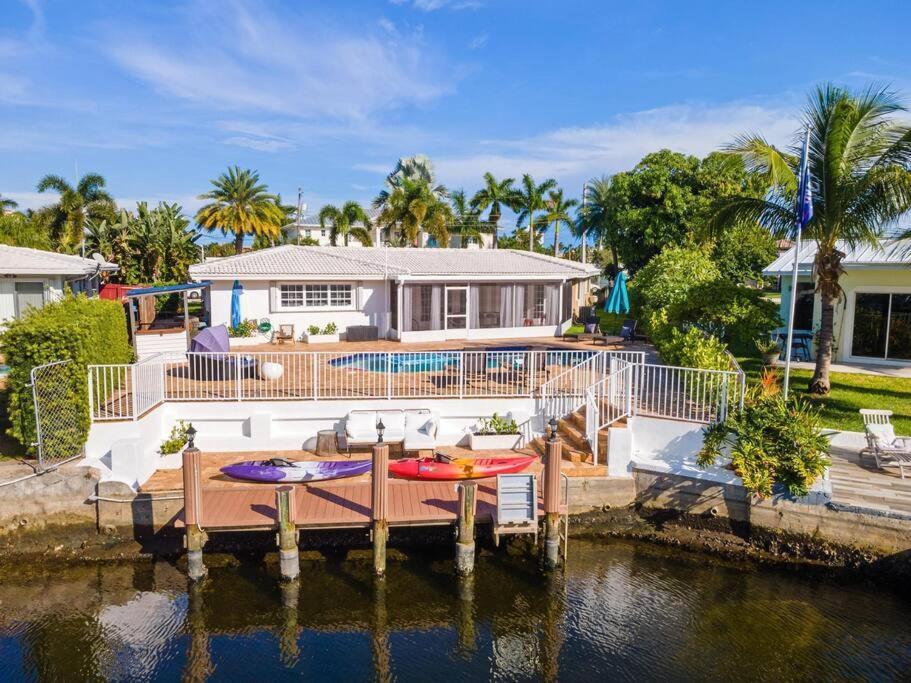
[455,481,477,575]
[182,427,208,581]
[543,419,563,570]
[371,440,390,576]
[276,485,300,581]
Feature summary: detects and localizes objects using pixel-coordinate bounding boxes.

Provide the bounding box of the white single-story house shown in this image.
[0,245,118,324]
[188,245,598,342]
[763,238,911,366]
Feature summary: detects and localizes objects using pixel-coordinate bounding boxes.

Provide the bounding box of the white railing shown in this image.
[88,349,603,420]
[633,363,743,424]
[585,360,635,465]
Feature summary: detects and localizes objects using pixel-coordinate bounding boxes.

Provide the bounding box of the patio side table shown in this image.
[316,430,339,457]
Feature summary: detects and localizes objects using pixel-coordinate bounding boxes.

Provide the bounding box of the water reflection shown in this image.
[0,540,909,681]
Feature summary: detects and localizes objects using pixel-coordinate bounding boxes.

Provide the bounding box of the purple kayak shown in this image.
[221,458,371,483]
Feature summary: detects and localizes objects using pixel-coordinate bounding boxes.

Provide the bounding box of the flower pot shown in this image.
[761,351,779,366]
[303,333,340,344]
[469,432,522,451]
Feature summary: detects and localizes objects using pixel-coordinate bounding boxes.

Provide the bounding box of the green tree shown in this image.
[711,84,911,394]
[319,201,373,246]
[711,223,778,284]
[195,166,284,255]
[450,189,487,247]
[470,172,517,249]
[35,172,116,251]
[513,174,557,251]
[376,177,452,247]
[0,212,51,250]
[575,175,623,272]
[535,188,578,257]
[0,193,18,212]
[374,154,447,208]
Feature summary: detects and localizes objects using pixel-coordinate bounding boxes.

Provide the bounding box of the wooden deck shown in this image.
[829,445,911,515]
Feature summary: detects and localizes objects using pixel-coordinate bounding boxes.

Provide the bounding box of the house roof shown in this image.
[763,239,911,276]
[188,245,600,281]
[0,245,118,276]
[281,207,383,231]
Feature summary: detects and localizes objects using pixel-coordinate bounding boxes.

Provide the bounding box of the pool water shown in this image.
[329,347,595,373]
[1,539,908,681]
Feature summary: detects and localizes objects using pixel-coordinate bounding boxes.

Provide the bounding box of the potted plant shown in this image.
[229,318,269,346]
[469,413,522,450]
[302,322,340,344]
[159,420,190,457]
[755,337,780,366]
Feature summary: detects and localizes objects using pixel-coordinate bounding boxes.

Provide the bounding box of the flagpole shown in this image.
[783,126,811,399]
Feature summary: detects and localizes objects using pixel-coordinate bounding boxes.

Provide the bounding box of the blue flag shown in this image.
[796,127,814,234]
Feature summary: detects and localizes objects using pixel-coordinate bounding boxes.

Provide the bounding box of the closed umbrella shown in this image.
[231,280,243,329]
[604,271,630,314]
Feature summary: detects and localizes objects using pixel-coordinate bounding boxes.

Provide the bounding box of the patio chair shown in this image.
[864,421,911,479]
[271,324,293,344]
[859,409,893,455]
[619,319,637,343]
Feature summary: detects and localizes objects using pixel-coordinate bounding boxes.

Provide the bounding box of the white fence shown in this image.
[585,359,635,466]
[633,363,744,424]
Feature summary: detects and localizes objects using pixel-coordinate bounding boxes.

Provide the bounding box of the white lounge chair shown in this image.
[864,421,911,479]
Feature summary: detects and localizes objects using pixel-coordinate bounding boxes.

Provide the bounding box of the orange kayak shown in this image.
[389,455,536,481]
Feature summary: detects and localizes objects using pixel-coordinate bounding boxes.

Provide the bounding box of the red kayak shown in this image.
[389,455,536,481]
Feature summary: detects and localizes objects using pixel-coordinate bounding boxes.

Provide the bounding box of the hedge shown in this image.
[2,294,132,454]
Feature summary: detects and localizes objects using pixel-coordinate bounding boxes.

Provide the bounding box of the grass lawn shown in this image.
[565,309,628,335]
[738,357,911,434]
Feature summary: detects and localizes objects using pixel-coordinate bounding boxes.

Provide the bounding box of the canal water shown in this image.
[1,539,908,681]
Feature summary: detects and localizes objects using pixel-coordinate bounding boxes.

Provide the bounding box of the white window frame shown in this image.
[272,281,357,312]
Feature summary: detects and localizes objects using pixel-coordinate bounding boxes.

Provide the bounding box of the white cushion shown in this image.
[868,422,896,446]
[346,411,376,437]
[377,410,405,431]
[404,431,436,450]
[405,410,433,432]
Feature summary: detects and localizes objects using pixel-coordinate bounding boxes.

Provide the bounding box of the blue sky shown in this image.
[2,0,910,244]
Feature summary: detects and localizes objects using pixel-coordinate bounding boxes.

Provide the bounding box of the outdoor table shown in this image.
[316,430,340,457]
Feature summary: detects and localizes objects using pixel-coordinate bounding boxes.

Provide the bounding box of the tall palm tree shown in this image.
[319,201,373,246]
[374,155,447,209]
[195,166,285,255]
[0,193,18,213]
[470,173,517,249]
[536,189,578,257]
[711,84,911,394]
[575,176,622,271]
[35,172,116,251]
[514,174,558,251]
[450,189,487,247]
[377,178,452,247]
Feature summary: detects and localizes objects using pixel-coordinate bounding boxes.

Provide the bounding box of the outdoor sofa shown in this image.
[342,409,439,455]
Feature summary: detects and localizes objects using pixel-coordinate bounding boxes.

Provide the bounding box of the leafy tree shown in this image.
[498,226,549,253]
[575,175,623,272]
[376,177,452,247]
[470,172,517,249]
[318,201,373,246]
[513,174,557,251]
[0,212,51,250]
[711,84,911,394]
[710,223,779,284]
[35,172,116,251]
[0,193,18,212]
[374,154,447,208]
[535,188,578,257]
[450,189,488,247]
[195,166,284,255]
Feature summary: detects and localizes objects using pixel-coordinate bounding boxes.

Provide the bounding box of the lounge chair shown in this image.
[272,324,294,344]
[860,409,893,456]
[618,319,637,343]
[864,421,911,479]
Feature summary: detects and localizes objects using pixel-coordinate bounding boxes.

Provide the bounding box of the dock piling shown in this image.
[455,482,477,575]
[543,428,563,570]
[371,442,390,576]
[182,439,208,581]
[276,485,300,581]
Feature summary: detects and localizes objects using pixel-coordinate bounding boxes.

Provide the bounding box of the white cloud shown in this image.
[429,102,800,188]
[221,136,294,152]
[104,2,455,122]
[468,33,488,50]
[395,0,483,10]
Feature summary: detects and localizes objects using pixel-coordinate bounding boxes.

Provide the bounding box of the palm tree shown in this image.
[575,176,622,271]
[470,173,517,248]
[711,84,911,394]
[0,193,18,213]
[377,177,452,247]
[514,174,558,251]
[35,172,116,251]
[536,189,578,257]
[319,201,373,246]
[450,189,487,247]
[374,155,447,209]
[195,166,285,255]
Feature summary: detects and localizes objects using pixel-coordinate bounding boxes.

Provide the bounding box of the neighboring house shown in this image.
[763,239,911,366]
[188,245,598,342]
[0,245,118,324]
[281,208,495,249]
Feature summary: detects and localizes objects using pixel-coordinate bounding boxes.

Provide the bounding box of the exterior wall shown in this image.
[0,275,64,324]
[135,330,188,359]
[398,324,562,343]
[209,278,390,340]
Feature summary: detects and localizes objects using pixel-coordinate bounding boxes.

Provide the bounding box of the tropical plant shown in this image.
[374,154,447,207]
[376,177,452,247]
[34,172,116,251]
[322,322,338,335]
[160,421,190,455]
[710,84,911,394]
[513,174,557,251]
[319,201,373,246]
[0,193,18,212]
[657,327,731,371]
[229,318,258,338]
[449,189,487,247]
[195,166,285,255]
[0,211,51,250]
[470,173,517,249]
[477,413,519,435]
[534,189,578,257]
[698,381,831,498]
[575,176,623,272]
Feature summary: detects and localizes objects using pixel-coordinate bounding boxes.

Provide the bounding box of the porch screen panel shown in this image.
[475,285,500,328]
[430,285,442,330]
[545,283,561,325]
[469,285,480,329]
[888,294,911,360]
[561,282,573,322]
[405,284,442,331]
[522,284,548,325]
[513,285,525,326]
[499,284,513,328]
[402,285,414,331]
[851,293,889,358]
[390,281,398,331]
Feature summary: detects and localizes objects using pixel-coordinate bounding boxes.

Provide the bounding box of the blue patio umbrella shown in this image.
[604,271,630,314]
[230,280,243,328]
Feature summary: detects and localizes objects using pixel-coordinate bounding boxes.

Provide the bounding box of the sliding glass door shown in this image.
[851,292,911,361]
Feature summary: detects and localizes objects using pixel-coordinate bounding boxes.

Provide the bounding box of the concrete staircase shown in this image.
[530,405,627,477]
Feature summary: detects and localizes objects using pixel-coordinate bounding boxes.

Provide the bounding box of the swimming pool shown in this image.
[328,346,595,373]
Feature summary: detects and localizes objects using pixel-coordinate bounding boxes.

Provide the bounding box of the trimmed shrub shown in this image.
[658,327,730,371]
[2,294,132,453]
